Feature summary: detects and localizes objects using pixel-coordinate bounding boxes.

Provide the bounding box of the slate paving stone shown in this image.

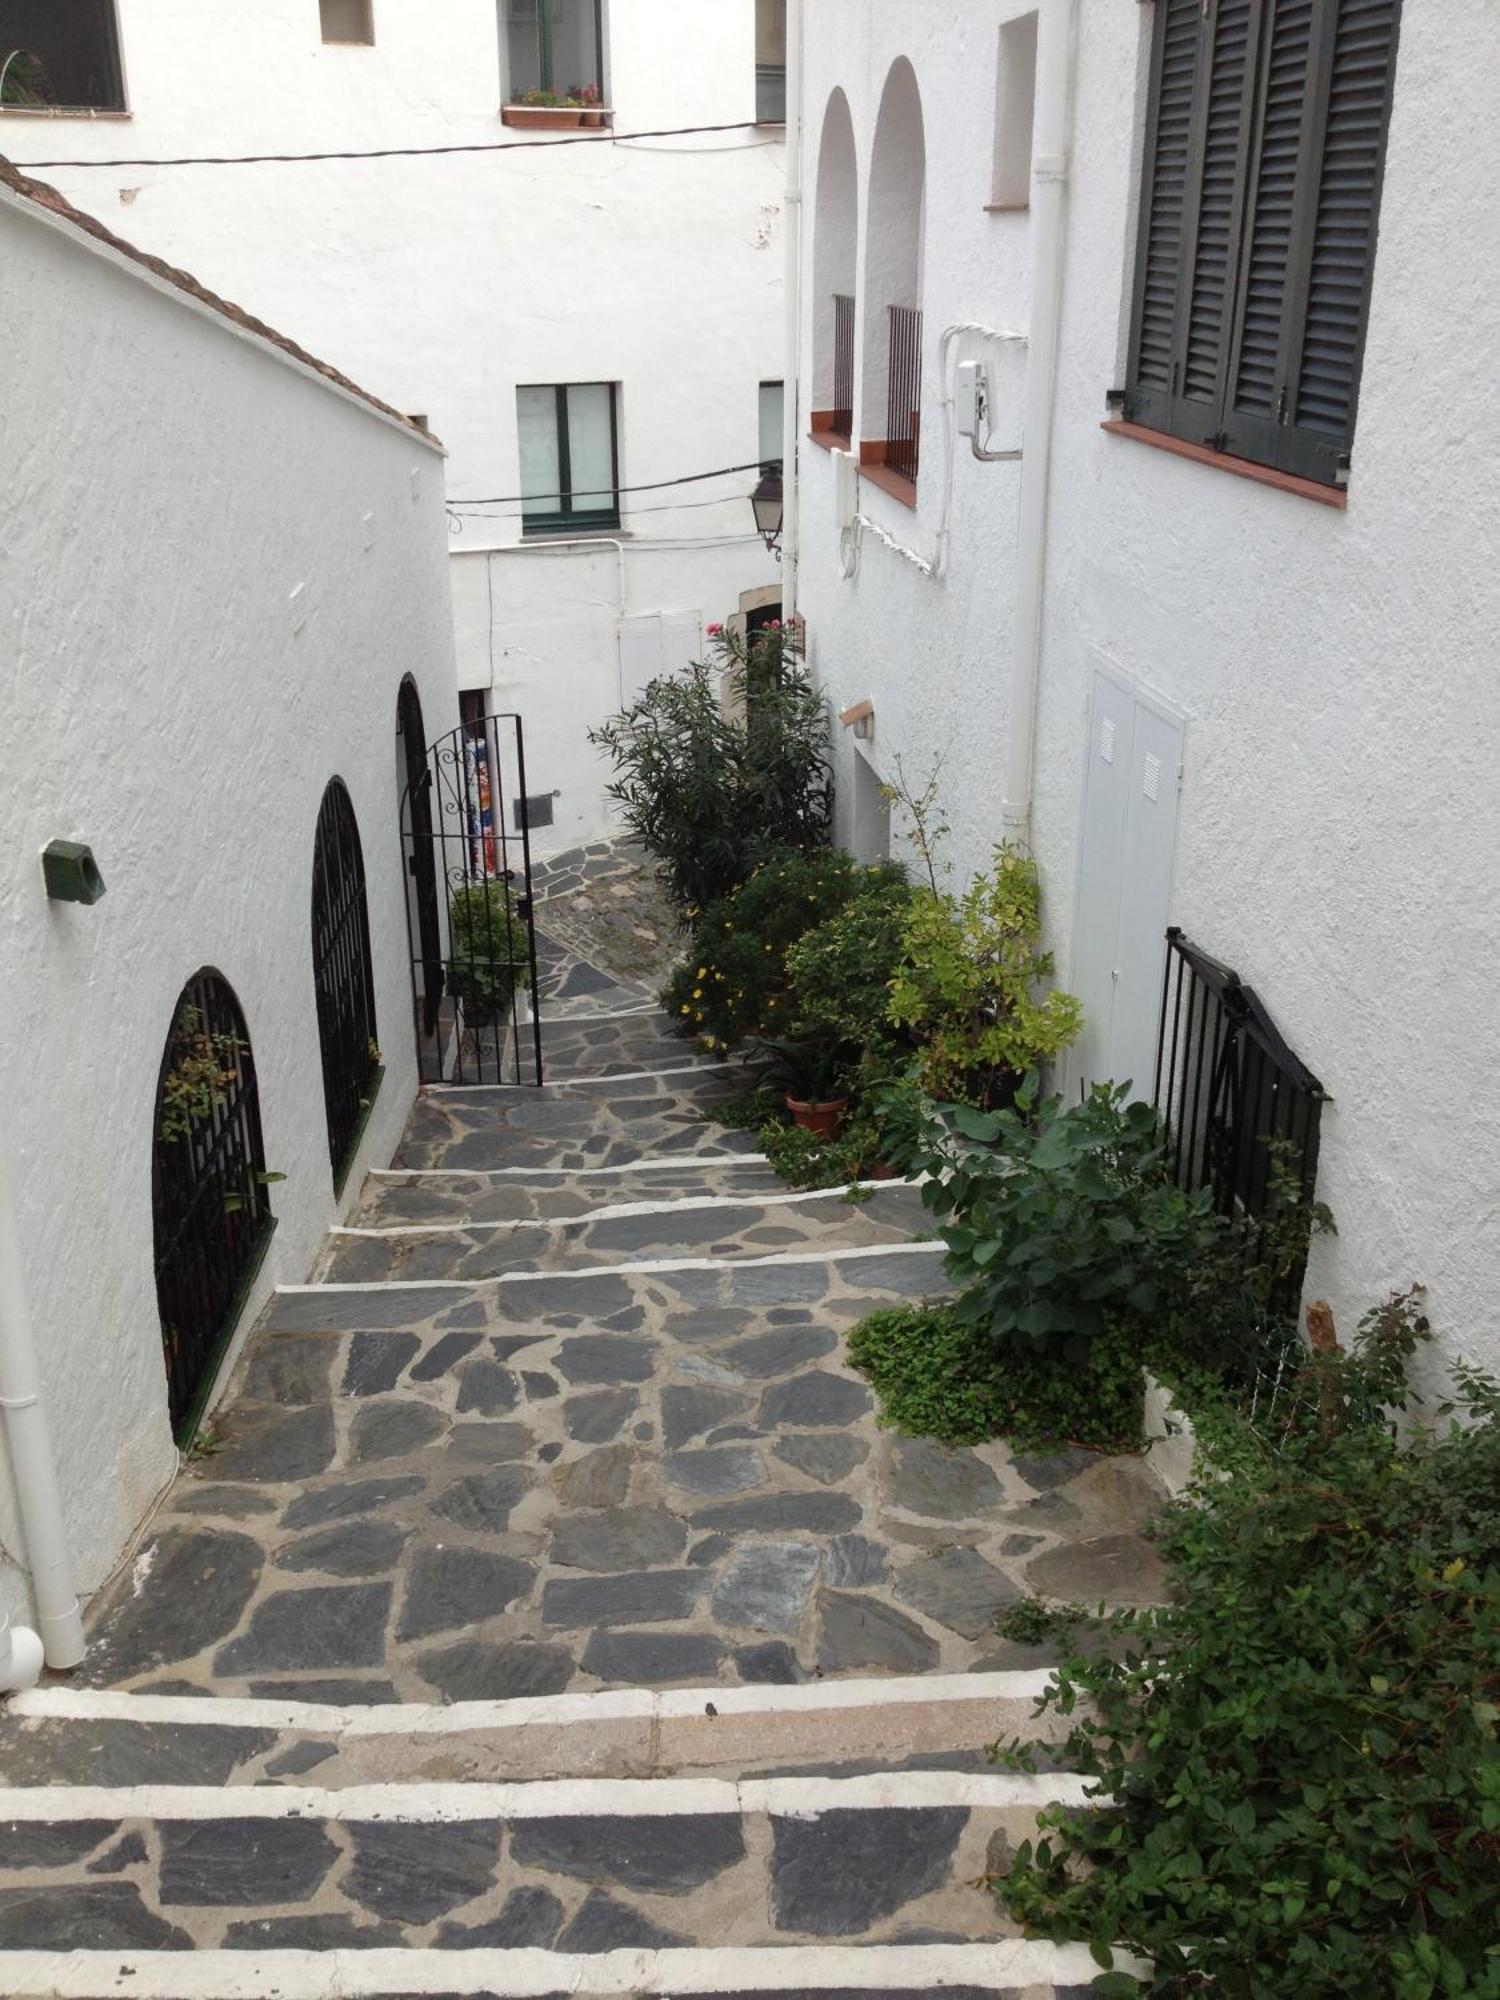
[691,1492,862,1535]
[769,1805,969,1935]
[494,1274,634,1323]
[275,1519,408,1577]
[662,1446,767,1497]
[892,1548,1023,1638]
[711,1540,821,1636]
[1024,1531,1168,1606]
[263,1740,337,1777]
[248,1678,400,1703]
[557,1887,688,1951]
[0,1720,275,1788]
[345,1819,503,1923]
[550,1443,632,1509]
[445,1420,534,1461]
[512,1812,745,1893]
[720,1325,838,1377]
[265,1285,459,1331]
[550,1505,687,1572]
[437,1885,564,1949]
[759,1372,873,1429]
[884,1437,1003,1519]
[0,1821,112,1868]
[283,1475,426,1529]
[240,1334,335,1405]
[431,1464,534,1532]
[664,1307,754,1341]
[0,1882,192,1949]
[774,1432,870,1484]
[167,1484,278,1518]
[206,1405,337,1483]
[397,1549,536,1640]
[223,1914,403,1948]
[824,1534,890,1589]
[491,1333,548,1359]
[415,1638,576,1701]
[687,1533,734,1567]
[661,1383,751,1449]
[343,1331,423,1395]
[86,1528,264,1682]
[456,1358,521,1414]
[85,1829,149,1874]
[1010,1446,1101,1491]
[522,1370,560,1400]
[580,1630,726,1683]
[816,1591,941,1673]
[541,1568,708,1629]
[350,1400,448,1463]
[734,1639,806,1683]
[726,1263,833,1305]
[215,1584,394,1674]
[157,1818,338,1906]
[554,1334,656,1384]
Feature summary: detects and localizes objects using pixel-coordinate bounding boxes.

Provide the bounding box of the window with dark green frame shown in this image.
[517,382,621,535]
[504,0,603,101]
[1122,0,1402,491]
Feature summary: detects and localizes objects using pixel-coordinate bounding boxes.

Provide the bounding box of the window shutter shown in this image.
[1124,0,1203,430]
[1280,0,1402,481]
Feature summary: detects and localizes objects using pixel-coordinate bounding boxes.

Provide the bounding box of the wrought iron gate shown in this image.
[312,777,381,1184]
[152,970,274,1443]
[399,709,544,1085]
[396,678,443,1039]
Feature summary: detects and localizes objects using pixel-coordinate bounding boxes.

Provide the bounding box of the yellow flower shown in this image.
[693,988,703,999]
[697,967,708,979]
[763,943,773,953]
[680,1004,691,1016]
[695,1010,704,1022]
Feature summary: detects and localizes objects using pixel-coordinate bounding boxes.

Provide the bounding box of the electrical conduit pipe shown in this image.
[0,1143,84,1681]
[781,0,805,630]
[1001,0,1079,848]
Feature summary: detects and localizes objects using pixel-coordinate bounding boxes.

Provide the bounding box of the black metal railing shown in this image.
[152,971,274,1443]
[886,303,923,482]
[1154,928,1325,1231]
[831,293,855,439]
[397,677,443,1039]
[312,777,380,1186]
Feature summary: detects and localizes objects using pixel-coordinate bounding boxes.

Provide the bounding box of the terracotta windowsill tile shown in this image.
[1100,420,1348,510]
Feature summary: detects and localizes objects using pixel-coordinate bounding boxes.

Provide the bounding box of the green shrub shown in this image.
[847,1302,1145,1453]
[759,1116,886,1192]
[784,870,915,1060]
[888,845,1082,1104]
[663,853,907,1054]
[997,1294,1500,1999]
[589,625,833,911]
[447,881,525,1024]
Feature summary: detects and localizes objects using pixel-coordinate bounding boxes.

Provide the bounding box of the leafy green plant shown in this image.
[888,844,1082,1105]
[759,1115,886,1192]
[591,625,833,911]
[995,1598,1090,1648]
[447,881,525,1024]
[753,1034,849,1105]
[847,1302,1145,1452]
[663,852,905,1054]
[996,1292,1500,1999]
[784,868,914,1061]
[157,1005,247,1145]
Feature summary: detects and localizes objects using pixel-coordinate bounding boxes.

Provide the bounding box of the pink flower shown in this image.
[707,622,724,638]
[769,619,782,631]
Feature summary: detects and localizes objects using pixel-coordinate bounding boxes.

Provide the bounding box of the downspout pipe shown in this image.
[1001,0,1079,848]
[0,1144,84,1677]
[780,0,805,630]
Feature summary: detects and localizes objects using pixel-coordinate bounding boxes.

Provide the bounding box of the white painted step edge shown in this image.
[0,1940,1148,1998]
[432,1061,732,1093]
[333,1179,925,1238]
[369,1157,774,1181]
[0,1770,1095,1822]
[9,1668,1055,1735]
[283,1240,947,1294]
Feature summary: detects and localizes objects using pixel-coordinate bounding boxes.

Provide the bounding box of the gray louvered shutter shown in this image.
[1123,0,1207,433]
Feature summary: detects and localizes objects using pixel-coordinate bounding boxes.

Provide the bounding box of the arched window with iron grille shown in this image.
[311,777,381,1187]
[152,969,274,1442]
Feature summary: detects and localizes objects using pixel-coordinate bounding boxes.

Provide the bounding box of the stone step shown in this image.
[0,1672,1069,1788]
[396,1073,756,1173]
[353,1159,791,1231]
[536,1011,716,1082]
[0,1768,1088,1956]
[318,1184,930,1286]
[69,1243,1167,1703]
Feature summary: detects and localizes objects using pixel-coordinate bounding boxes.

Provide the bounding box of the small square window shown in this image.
[759,381,785,466]
[990,12,1038,211]
[755,0,787,123]
[503,0,603,103]
[319,0,374,46]
[517,382,621,535]
[1,1,126,111]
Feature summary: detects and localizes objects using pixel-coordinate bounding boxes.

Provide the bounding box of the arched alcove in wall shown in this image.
[812,88,858,440]
[862,58,927,488]
[311,776,380,1189]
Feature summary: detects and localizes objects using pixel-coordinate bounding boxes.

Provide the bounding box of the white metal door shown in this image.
[1071,671,1183,1103]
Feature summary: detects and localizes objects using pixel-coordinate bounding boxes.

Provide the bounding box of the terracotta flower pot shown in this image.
[502,104,587,130]
[785,1095,847,1142]
[866,1161,901,1182]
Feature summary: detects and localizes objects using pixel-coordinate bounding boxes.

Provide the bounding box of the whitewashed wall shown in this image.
[797,0,1500,1379]
[0,183,457,1629]
[3,0,785,854]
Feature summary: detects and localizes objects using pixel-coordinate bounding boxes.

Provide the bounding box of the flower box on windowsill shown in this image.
[501,103,613,131]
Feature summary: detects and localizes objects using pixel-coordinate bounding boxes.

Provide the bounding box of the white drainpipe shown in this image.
[0,1145,84,1679]
[780,0,805,629]
[1001,0,1079,848]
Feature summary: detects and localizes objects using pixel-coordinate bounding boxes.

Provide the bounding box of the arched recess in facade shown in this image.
[152,968,273,1443]
[397,675,444,1044]
[863,57,927,483]
[812,87,859,440]
[311,776,381,1189]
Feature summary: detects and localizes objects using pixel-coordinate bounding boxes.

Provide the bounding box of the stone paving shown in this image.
[393,1075,757,1173]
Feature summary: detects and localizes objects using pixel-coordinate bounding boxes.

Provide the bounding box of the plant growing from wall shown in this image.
[591,624,834,911]
[995,1292,1500,1998]
[447,881,525,1025]
[157,1005,248,1145]
[888,844,1082,1105]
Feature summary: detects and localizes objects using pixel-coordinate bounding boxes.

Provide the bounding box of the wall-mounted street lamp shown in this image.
[42,841,106,905]
[751,460,784,557]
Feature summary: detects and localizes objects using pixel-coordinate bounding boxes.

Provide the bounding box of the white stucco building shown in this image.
[0,158,457,1658]
[791,0,1500,1378]
[0,0,789,855]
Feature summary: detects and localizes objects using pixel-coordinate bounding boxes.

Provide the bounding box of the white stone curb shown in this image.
[282,1240,946,1294]
[369,1157,774,1181]
[332,1180,925,1238]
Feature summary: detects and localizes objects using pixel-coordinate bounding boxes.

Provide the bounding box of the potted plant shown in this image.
[754,1034,851,1140]
[502,86,601,131]
[447,880,526,1026]
[576,82,606,128]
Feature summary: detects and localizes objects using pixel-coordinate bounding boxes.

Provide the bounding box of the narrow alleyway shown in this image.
[0,853,1164,1994]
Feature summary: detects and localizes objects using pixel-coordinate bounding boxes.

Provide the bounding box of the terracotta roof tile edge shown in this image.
[0,153,442,448]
